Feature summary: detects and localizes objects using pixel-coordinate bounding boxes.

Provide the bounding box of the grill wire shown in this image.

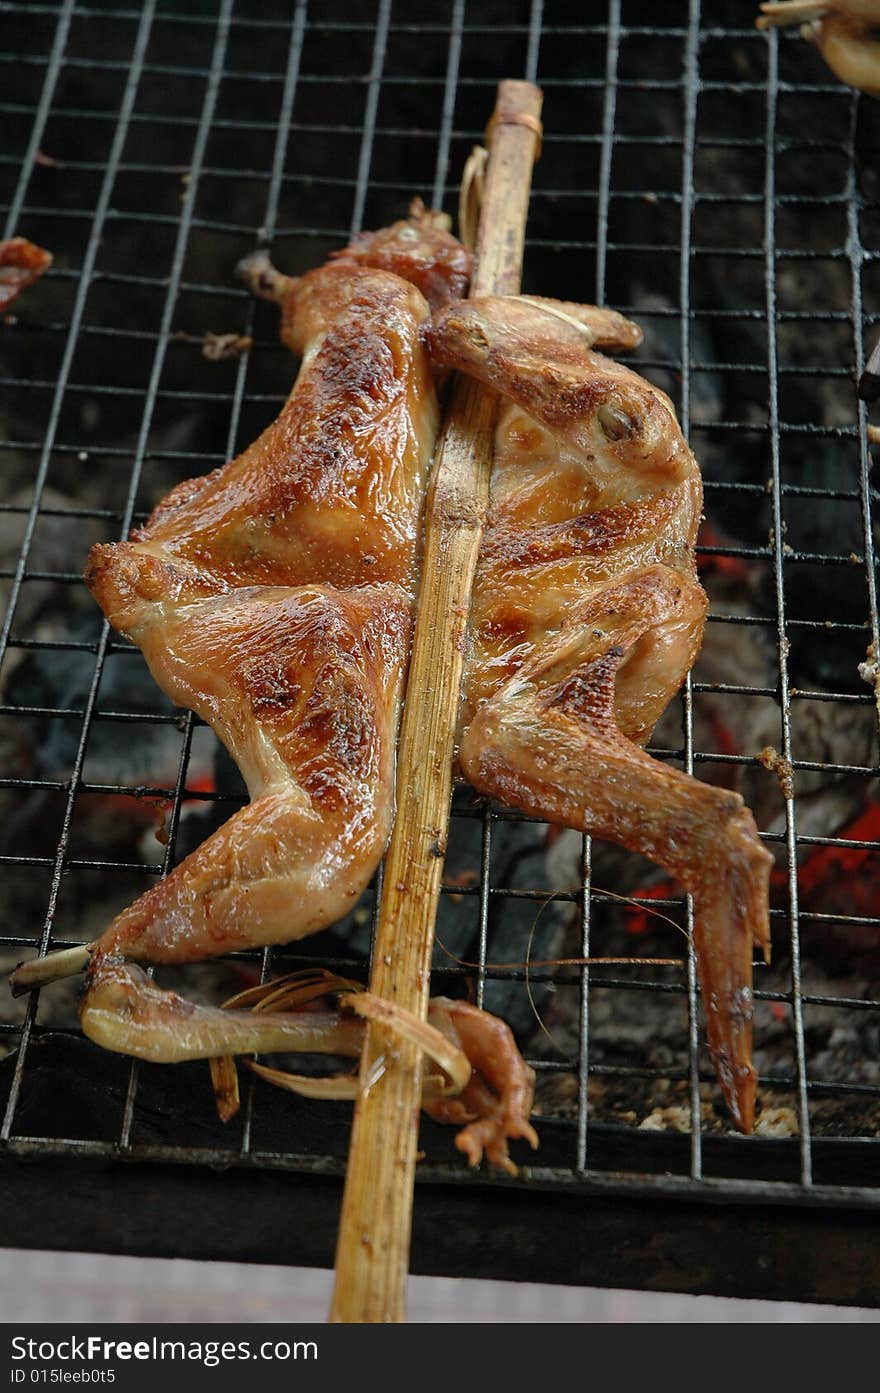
[2,0,880,1276]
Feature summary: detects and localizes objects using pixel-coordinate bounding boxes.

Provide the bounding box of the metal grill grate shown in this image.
[2,0,880,1298]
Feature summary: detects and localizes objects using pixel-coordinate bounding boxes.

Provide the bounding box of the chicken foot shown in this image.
[79,957,535,1174]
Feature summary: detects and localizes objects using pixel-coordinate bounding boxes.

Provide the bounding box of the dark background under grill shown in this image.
[1,0,880,1307]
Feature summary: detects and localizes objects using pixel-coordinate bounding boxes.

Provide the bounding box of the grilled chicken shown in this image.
[757,3,880,98]
[9,207,537,1168]
[427,295,773,1132]
[10,206,772,1144]
[81,211,457,962]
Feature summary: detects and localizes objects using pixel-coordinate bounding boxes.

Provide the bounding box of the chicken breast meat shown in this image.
[10,204,772,1151]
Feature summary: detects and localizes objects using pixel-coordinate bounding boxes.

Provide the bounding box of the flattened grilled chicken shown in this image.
[10,207,772,1145]
[84,211,457,959]
[9,206,537,1169]
[427,295,773,1132]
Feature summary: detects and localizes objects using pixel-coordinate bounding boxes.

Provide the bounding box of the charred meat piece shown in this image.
[757,2,880,97]
[0,238,52,311]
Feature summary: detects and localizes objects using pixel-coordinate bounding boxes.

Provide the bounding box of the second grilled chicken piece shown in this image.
[427,295,773,1133]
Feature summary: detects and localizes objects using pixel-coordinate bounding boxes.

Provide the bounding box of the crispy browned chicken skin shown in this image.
[11,208,772,1143]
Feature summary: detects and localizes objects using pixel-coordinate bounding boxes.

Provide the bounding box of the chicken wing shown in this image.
[427,295,774,1133]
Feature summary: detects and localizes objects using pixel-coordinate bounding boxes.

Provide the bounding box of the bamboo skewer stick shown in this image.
[330,80,543,1325]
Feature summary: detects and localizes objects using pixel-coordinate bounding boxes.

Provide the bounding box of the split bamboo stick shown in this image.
[330,79,543,1325]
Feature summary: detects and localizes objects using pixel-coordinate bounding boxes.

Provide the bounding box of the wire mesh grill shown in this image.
[1,0,880,1243]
